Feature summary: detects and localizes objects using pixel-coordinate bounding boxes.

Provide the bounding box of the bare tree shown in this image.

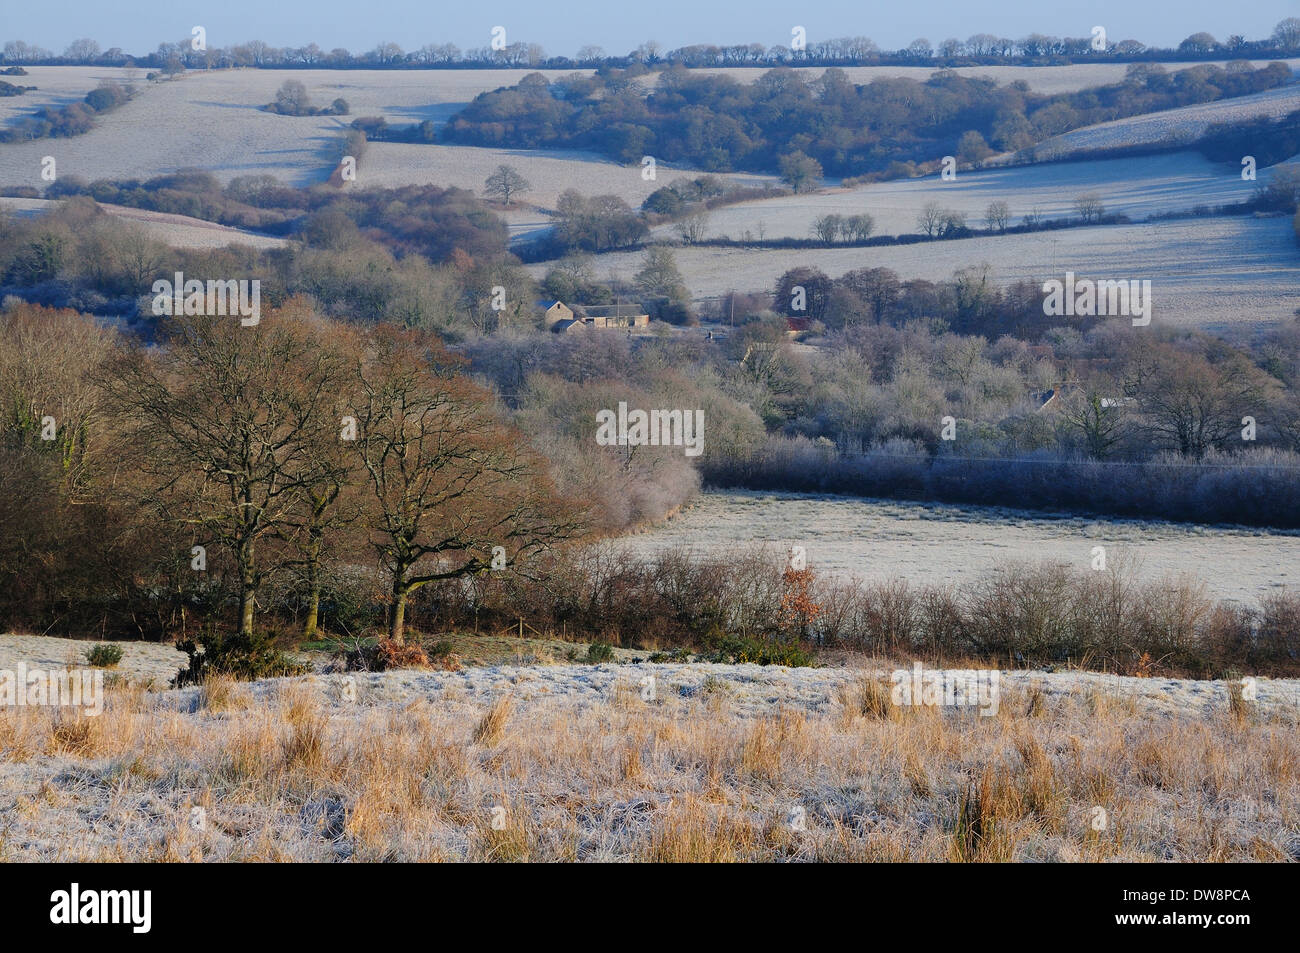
[354,328,574,642]
[844,213,875,241]
[273,79,311,115]
[675,206,711,243]
[1058,381,1127,459]
[917,201,945,238]
[1128,348,1269,458]
[274,303,365,639]
[111,312,344,636]
[483,164,532,206]
[1074,193,1105,224]
[812,214,842,243]
[985,200,1010,232]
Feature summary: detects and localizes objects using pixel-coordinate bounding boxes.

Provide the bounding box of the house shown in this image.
[537,300,574,328]
[1033,388,1059,411]
[579,302,650,329]
[545,299,650,333]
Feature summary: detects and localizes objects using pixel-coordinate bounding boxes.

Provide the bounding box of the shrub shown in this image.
[704,634,816,667]
[584,642,615,663]
[376,637,431,669]
[344,636,460,671]
[174,628,308,687]
[85,643,123,667]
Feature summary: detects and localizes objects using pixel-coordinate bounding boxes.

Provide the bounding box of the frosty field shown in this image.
[0,196,287,248]
[680,60,1300,94]
[1034,78,1300,160]
[360,141,775,218]
[573,214,1300,331]
[617,490,1300,606]
[655,151,1269,242]
[5,61,1296,194]
[0,650,1296,861]
[0,66,770,196]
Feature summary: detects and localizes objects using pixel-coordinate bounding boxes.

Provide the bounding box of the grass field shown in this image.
[691,60,1300,94]
[655,151,1268,242]
[0,658,1295,860]
[568,214,1300,331]
[1034,78,1300,160]
[616,491,1300,607]
[0,66,771,196]
[0,196,288,248]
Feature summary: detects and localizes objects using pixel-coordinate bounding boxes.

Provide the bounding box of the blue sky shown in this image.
[9,0,1297,58]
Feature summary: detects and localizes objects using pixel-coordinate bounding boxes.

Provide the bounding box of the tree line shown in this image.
[3,18,1298,71]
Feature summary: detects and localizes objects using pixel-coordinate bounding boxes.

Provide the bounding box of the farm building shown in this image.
[538,300,575,327]
[543,299,650,332]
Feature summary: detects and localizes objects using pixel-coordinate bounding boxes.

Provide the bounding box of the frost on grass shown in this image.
[0,662,1296,862]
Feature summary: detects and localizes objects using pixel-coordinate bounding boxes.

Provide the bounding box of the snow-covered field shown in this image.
[0,634,186,688]
[1035,78,1300,160]
[617,490,1300,606]
[359,141,774,214]
[569,214,1300,331]
[681,60,1300,94]
[0,196,287,248]
[0,67,591,188]
[0,646,1296,861]
[658,152,1272,242]
[0,66,773,196]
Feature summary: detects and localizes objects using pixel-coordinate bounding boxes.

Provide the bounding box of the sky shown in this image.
[8,0,1297,59]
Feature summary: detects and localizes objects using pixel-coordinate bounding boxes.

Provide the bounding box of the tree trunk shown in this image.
[302,536,322,640]
[390,583,408,643]
[238,535,257,636]
[239,585,256,637]
[303,585,320,641]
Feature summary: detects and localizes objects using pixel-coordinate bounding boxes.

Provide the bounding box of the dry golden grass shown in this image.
[472,695,513,747]
[0,672,1296,862]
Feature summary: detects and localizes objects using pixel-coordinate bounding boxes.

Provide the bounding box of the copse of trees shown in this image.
[1,301,579,644]
[109,308,360,637]
[0,188,524,332]
[642,175,728,215]
[440,62,1292,179]
[754,263,1300,459]
[0,79,132,142]
[549,189,648,253]
[263,78,348,115]
[26,171,510,262]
